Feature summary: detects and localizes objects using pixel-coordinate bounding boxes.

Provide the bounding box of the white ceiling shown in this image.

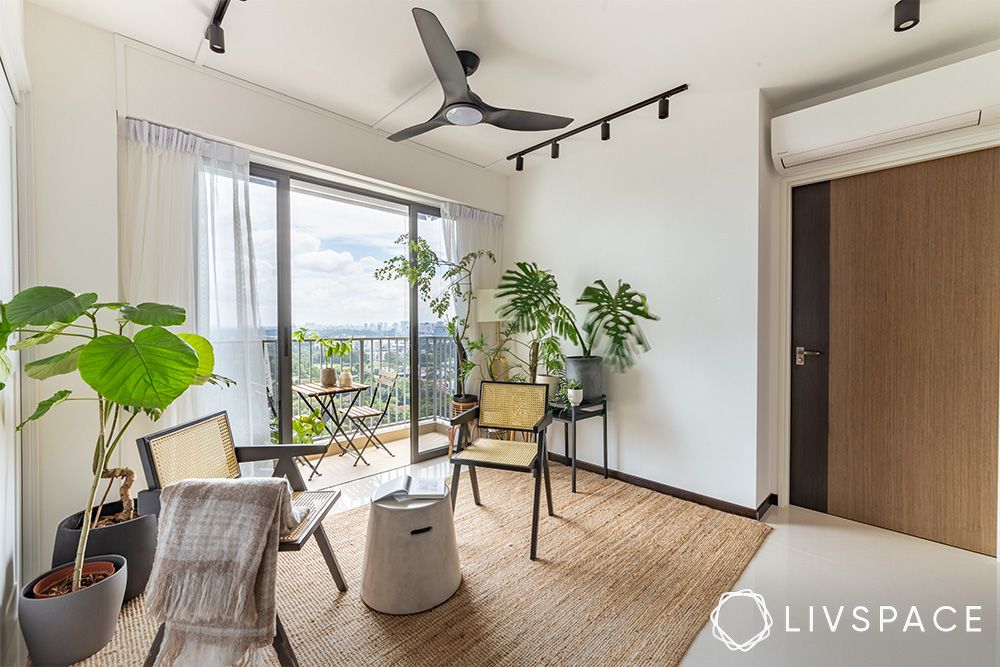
[28,0,1000,169]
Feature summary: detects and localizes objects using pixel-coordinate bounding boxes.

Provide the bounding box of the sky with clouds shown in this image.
[249,179,447,330]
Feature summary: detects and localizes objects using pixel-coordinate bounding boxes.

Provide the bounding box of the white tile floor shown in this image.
[327,459,1000,666]
[684,506,1000,666]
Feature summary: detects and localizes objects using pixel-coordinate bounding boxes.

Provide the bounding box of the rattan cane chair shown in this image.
[345,369,399,464]
[450,381,553,559]
[136,412,348,591]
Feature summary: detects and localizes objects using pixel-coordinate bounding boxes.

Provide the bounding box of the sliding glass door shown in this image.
[249,165,450,466]
[412,209,453,460]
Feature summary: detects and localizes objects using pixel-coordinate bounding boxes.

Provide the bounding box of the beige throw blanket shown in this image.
[145,478,304,666]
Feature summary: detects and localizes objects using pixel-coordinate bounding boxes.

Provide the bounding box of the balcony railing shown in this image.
[263,336,457,430]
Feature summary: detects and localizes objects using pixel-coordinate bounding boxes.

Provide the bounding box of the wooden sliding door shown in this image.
[791,147,1000,555]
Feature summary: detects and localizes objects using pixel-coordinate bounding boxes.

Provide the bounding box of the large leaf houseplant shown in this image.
[564,279,659,401]
[496,262,577,395]
[1,286,227,665]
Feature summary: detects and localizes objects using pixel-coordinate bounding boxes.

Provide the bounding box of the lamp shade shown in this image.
[476,288,508,323]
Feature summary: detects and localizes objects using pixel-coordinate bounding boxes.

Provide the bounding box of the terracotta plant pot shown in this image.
[51,500,157,601]
[20,554,127,666]
[320,367,338,387]
[31,560,115,598]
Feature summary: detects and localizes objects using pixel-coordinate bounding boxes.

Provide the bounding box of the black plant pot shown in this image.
[52,500,157,602]
[19,554,127,666]
[565,356,604,403]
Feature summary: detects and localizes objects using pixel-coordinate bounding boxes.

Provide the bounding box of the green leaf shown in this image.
[10,322,71,350]
[120,303,186,326]
[24,345,85,380]
[78,326,199,410]
[0,305,11,350]
[577,279,659,373]
[92,302,127,310]
[178,333,215,382]
[0,349,11,390]
[5,287,98,326]
[17,389,72,430]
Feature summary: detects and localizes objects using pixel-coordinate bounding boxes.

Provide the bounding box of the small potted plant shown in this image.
[375,235,494,408]
[293,328,352,387]
[565,378,584,406]
[0,287,228,665]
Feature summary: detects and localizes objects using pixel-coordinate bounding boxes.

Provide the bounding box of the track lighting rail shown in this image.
[506,83,688,170]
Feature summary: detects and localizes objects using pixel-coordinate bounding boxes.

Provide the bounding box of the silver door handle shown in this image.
[794,346,822,366]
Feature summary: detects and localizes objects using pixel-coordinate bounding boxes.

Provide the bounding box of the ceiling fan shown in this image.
[387,8,574,142]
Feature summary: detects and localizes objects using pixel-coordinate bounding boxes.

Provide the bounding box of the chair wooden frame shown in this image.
[136,412,349,667]
[449,381,554,560]
[345,369,399,465]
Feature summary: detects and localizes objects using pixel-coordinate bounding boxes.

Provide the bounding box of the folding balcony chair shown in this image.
[136,411,349,592]
[450,381,554,560]
[345,369,398,464]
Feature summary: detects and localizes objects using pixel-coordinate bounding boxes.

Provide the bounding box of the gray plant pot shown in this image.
[19,554,127,666]
[52,501,157,602]
[565,356,604,403]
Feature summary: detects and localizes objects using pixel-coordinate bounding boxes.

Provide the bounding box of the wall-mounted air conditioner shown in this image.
[771,51,1000,174]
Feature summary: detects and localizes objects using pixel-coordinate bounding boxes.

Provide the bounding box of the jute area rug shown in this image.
[80,465,770,666]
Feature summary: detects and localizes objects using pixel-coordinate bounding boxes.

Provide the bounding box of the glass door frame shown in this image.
[249,163,449,463]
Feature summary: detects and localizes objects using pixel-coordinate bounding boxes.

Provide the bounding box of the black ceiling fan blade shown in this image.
[483,107,573,132]
[387,116,448,142]
[412,8,469,102]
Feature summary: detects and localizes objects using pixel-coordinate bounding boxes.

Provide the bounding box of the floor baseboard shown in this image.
[755,493,779,520]
[546,452,766,519]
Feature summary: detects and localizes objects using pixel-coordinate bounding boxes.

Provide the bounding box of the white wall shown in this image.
[19,3,510,577]
[0,29,23,665]
[756,93,781,506]
[22,4,120,579]
[505,88,770,510]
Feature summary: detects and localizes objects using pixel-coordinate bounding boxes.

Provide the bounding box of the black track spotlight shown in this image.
[515,155,524,171]
[658,97,670,119]
[551,142,560,159]
[601,121,610,141]
[894,0,919,31]
[206,21,225,53]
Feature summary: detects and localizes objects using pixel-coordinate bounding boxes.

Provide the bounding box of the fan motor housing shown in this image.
[457,50,480,77]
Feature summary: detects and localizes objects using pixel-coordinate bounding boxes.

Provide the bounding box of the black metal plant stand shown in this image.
[550,396,608,492]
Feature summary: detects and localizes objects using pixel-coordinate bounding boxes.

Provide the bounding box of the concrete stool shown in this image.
[360,489,461,614]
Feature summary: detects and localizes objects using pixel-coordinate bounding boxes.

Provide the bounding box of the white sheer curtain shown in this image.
[441,202,503,393]
[118,118,270,447]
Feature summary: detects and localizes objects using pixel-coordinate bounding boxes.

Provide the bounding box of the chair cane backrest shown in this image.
[137,412,241,490]
[477,381,548,432]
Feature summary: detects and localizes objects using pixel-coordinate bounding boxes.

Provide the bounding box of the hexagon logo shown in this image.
[709,589,773,652]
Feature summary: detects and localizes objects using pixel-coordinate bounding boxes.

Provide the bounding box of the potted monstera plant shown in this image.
[496,262,577,398]
[565,279,660,402]
[0,286,228,666]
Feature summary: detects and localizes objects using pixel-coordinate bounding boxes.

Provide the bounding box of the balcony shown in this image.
[263,335,457,444]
